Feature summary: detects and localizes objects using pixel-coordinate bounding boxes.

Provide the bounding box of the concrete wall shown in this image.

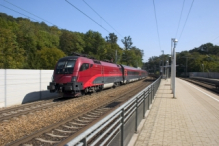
[0,69,57,108]
[189,72,219,79]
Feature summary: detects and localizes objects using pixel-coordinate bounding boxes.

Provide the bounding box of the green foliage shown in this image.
[120,36,144,68]
[106,33,118,44]
[145,43,219,75]
[36,47,66,69]
[59,30,84,55]
[0,13,145,69]
[0,28,25,68]
[83,30,106,60]
[121,36,133,50]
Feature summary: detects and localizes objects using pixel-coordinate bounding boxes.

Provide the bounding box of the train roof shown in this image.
[58,56,79,61]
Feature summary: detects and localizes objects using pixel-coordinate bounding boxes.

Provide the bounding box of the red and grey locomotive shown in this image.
[47,54,148,97]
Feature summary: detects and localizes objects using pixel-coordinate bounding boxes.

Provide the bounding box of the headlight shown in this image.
[71,76,77,82]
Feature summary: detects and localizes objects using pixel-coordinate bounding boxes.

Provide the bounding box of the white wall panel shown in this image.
[0,70,5,107]
[0,69,58,108]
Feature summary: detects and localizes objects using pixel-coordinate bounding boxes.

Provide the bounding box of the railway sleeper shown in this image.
[86,114,100,118]
[62,125,78,129]
[22,144,33,146]
[76,118,90,123]
[54,129,74,133]
[81,116,96,120]
[46,133,68,138]
[35,138,60,144]
[69,122,87,126]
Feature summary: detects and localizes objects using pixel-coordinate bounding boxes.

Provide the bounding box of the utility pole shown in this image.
[161,50,164,78]
[115,49,117,64]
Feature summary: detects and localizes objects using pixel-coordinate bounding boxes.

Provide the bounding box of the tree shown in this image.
[59,30,85,55]
[36,47,66,69]
[106,33,118,44]
[121,36,133,50]
[0,28,25,69]
[83,30,106,59]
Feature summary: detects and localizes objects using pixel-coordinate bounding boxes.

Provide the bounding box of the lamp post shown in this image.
[170,38,174,89]
[161,50,164,78]
[172,38,178,98]
[166,60,169,79]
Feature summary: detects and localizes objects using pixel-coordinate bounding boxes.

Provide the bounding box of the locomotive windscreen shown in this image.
[55,60,76,74]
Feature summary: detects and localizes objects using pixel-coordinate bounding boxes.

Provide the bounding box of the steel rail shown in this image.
[5,79,154,146]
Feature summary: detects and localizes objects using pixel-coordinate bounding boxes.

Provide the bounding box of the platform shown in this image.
[134,78,219,146]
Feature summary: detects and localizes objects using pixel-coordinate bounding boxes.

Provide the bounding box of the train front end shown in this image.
[47,56,83,97]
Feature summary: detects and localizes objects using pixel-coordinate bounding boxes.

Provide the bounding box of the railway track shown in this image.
[179,77,219,94]
[0,99,57,122]
[4,79,154,146]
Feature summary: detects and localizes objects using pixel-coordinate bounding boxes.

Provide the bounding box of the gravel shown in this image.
[0,80,147,146]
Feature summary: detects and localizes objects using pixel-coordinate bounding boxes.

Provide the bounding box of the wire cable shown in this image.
[210,35,219,42]
[4,0,55,26]
[65,0,110,33]
[178,0,195,41]
[82,0,123,37]
[0,4,38,22]
[175,0,185,38]
[153,0,161,50]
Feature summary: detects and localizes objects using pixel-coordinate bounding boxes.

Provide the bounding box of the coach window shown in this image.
[80,63,89,71]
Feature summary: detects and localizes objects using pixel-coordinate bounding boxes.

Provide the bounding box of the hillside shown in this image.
[0,13,143,69]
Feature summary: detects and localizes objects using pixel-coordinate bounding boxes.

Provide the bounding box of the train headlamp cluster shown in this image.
[71,76,77,82]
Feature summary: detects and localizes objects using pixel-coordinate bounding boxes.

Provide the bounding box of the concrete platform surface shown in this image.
[134,78,219,146]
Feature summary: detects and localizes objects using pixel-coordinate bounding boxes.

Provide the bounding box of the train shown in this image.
[47,54,148,97]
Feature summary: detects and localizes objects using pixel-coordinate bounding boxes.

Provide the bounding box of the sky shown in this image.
[0,0,219,62]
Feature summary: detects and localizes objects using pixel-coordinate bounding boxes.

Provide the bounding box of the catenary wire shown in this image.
[210,35,219,42]
[82,0,123,38]
[178,0,195,41]
[153,0,161,50]
[175,0,185,38]
[65,0,110,33]
[0,4,38,22]
[4,0,55,26]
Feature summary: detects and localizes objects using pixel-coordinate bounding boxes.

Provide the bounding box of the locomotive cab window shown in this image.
[56,60,75,74]
[80,63,89,71]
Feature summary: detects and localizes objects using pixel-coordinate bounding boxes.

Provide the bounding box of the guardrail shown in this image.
[65,77,161,146]
[189,72,219,79]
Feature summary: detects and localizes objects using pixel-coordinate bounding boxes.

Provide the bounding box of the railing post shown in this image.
[152,84,154,100]
[143,91,146,118]
[148,87,150,109]
[81,138,87,146]
[150,86,152,104]
[135,96,138,132]
[121,109,124,146]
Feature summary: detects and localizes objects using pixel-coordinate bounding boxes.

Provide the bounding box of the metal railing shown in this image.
[65,77,161,146]
[189,72,219,79]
